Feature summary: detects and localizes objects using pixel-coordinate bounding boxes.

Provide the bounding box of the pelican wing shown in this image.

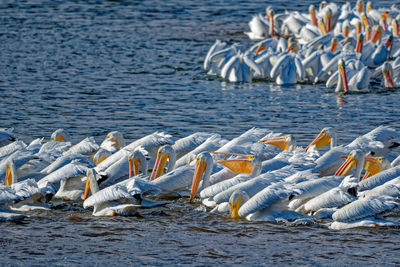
[270,54,290,79]
[38,163,88,188]
[204,40,227,71]
[332,196,398,222]
[200,174,252,199]
[238,183,296,217]
[172,132,215,160]
[221,55,239,80]
[304,187,356,212]
[294,56,305,80]
[66,137,99,155]
[150,165,195,194]
[0,141,27,161]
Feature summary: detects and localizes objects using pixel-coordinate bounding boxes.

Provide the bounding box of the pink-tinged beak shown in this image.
[335,153,357,176]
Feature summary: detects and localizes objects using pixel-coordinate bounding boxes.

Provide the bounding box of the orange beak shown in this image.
[260,136,290,151]
[5,166,12,186]
[83,176,91,200]
[255,43,266,55]
[189,157,207,202]
[339,61,349,94]
[335,153,357,176]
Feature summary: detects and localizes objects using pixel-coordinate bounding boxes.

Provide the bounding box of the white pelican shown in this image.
[37,162,89,201]
[302,176,358,215]
[204,39,227,75]
[220,51,261,82]
[331,195,398,223]
[50,129,70,142]
[270,50,305,85]
[100,131,125,153]
[0,129,16,147]
[83,169,166,216]
[93,149,112,166]
[379,61,400,88]
[2,160,54,211]
[204,43,242,76]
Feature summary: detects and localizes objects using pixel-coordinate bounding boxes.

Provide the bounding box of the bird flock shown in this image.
[204,0,400,93]
[2,125,400,230]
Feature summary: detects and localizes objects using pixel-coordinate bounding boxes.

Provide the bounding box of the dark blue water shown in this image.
[2,0,400,265]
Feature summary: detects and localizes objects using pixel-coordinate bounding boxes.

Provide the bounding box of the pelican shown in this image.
[204,43,242,76]
[37,162,89,201]
[100,131,125,153]
[331,195,398,223]
[83,169,166,216]
[220,51,261,82]
[2,160,54,211]
[50,129,71,142]
[379,61,400,88]
[270,50,305,85]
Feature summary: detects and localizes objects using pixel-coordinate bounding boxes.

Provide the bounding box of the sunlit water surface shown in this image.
[1,0,400,265]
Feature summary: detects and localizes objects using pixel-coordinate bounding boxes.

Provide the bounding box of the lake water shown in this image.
[1,0,400,265]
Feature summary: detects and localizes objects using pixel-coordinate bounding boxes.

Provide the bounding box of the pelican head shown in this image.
[309,5,318,26]
[213,152,262,176]
[365,25,372,42]
[305,127,336,152]
[382,62,395,89]
[337,59,349,94]
[334,150,365,177]
[229,190,250,219]
[330,38,338,52]
[361,12,370,27]
[324,9,332,33]
[355,21,362,37]
[83,168,100,200]
[371,25,382,43]
[93,149,112,165]
[259,135,296,151]
[385,35,393,50]
[149,145,176,181]
[342,21,350,37]
[356,0,364,14]
[269,9,275,37]
[355,33,364,53]
[51,129,70,142]
[189,152,214,201]
[104,131,125,149]
[128,148,149,178]
[380,15,388,31]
